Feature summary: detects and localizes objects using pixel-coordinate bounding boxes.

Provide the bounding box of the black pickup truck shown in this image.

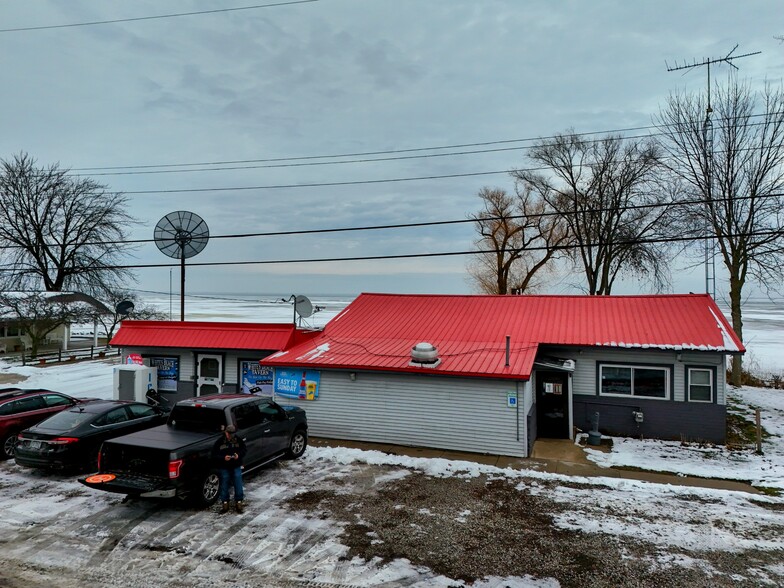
[79,394,307,507]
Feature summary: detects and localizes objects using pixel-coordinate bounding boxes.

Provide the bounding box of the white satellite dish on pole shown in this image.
[293,295,313,324]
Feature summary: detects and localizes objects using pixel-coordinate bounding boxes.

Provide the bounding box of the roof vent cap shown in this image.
[410,342,439,365]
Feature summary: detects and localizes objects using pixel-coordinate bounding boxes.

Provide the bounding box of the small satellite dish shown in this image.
[294,295,313,319]
[115,300,135,316]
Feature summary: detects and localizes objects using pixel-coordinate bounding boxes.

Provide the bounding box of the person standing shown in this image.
[212,424,247,513]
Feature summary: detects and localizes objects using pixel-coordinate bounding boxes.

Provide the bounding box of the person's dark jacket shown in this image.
[212,433,247,470]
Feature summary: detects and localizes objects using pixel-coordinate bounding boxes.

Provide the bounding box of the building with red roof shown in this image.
[261,293,742,457]
[111,293,743,458]
[111,321,318,398]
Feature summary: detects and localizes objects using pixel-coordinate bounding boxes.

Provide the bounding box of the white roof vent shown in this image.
[410,342,441,368]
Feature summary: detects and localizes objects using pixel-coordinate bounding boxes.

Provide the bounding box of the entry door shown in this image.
[196,354,222,396]
[536,370,570,439]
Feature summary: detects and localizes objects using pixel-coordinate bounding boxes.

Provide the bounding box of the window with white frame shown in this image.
[599,364,670,399]
[687,368,713,402]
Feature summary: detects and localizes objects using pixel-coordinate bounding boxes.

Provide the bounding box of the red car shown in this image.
[0,388,96,459]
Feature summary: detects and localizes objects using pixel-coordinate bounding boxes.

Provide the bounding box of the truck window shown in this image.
[169,405,226,432]
[232,402,263,429]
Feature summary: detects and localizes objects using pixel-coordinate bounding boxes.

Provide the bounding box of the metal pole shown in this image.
[180,252,186,322]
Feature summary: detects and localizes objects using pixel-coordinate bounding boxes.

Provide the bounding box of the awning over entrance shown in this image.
[533,356,575,372]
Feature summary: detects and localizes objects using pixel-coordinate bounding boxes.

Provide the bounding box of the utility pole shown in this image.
[666,45,760,300]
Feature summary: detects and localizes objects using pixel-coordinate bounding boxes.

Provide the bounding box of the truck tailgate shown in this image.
[79,472,171,496]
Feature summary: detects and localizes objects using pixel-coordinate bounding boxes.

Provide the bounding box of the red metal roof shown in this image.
[110,321,306,351]
[262,293,744,380]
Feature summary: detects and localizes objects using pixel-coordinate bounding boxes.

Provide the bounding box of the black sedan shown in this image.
[14,400,167,472]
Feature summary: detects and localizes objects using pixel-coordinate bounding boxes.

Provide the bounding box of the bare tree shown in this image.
[0,293,91,357]
[0,152,137,297]
[513,133,670,295]
[469,186,567,294]
[96,290,167,341]
[657,80,784,385]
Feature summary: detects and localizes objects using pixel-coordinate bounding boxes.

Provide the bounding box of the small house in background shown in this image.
[0,291,112,354]
[262,293,744,458]
[110,321,317,404]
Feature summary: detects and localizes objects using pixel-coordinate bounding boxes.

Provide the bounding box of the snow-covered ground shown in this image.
[2,293,781,586]
[1,356,784,585]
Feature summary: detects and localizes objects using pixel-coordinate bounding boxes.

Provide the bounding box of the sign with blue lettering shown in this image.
[147,356,179,391]
[274,369,320,400]
[507,392,517,408]
[240,361,273,395]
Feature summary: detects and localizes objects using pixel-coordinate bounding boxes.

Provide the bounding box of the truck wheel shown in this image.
[2,434,16,459]
[287,428,307,459]
[191,471,221,508]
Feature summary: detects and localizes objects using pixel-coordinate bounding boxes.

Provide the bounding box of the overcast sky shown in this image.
[1,1,782,299]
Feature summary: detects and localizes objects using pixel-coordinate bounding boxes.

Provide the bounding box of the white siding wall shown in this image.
[273,370,529,457]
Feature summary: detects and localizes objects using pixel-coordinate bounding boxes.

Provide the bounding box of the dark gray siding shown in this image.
[539,345,728,443]
[271,370,531,457]
[573,395,726,443]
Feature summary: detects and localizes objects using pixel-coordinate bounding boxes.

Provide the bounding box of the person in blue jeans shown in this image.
[212,424,247,513]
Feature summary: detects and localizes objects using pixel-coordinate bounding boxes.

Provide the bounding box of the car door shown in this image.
[258,401,291,456]
[231,401,265,466]
[9,396,48,431]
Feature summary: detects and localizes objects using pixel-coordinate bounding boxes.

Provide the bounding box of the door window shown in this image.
[200,358,220,378]
[233,402,263,429]
[42,394,73,408]
[127,404,158,419]
[95,407,130,426]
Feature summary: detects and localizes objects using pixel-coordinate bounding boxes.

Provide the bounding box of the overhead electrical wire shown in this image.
[0,192,780,251]
[0,1,319,33]
[1,229,778,274]
[69,113,782,177]
[1,231,779,271]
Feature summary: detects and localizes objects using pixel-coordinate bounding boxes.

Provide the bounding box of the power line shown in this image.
[69,112,781,176]
[0,1,319,34]
[0,191,781,251]
[121,169,509,194]
[2,229,778,273]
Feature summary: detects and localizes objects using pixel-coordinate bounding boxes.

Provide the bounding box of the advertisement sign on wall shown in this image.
[146,356,179,391]
[274,369,320,400]
[240,361,274,395]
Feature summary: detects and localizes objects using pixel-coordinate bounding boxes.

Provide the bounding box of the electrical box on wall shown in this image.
[113,364,158,403]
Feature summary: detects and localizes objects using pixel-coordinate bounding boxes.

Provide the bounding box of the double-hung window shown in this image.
[599,364,669,399]
[687,368,713,402]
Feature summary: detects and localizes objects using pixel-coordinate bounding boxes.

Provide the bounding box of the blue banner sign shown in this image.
[147,356,179,391]
[274,369,320,400]
[240,361,274,395]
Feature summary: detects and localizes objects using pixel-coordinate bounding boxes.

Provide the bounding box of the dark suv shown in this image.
[0,389,94,459]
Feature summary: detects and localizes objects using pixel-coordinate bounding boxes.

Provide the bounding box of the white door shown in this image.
[196,354,223,396]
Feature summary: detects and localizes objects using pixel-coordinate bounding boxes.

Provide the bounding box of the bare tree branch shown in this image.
[656,79,784,385]
[0,152,138,297]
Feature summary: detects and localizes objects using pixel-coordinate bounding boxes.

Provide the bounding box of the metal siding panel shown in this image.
[275,370,527,457]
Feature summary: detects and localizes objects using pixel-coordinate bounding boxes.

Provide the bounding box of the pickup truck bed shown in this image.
[80,394,308,507]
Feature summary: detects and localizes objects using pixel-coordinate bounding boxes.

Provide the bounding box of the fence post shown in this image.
[22,352,26,366]
[58,349,62,363]
[756,409,763,454]
[90,345,94,359]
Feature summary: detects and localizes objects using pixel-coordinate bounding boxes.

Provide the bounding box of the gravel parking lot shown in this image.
[1,449,783,587]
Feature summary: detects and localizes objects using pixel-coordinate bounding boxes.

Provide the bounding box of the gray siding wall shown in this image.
[119,346,273,402]
[539,345,728,443]
[272,369,530,457]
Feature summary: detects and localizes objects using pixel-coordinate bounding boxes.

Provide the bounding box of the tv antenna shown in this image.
[666,45,760,300]
[154,211,210,321]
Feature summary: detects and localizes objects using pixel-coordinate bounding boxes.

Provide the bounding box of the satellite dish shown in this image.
[154,211,210,259]
[115,300,135,316]
[294,295,313,319]
[154,211,210,321]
